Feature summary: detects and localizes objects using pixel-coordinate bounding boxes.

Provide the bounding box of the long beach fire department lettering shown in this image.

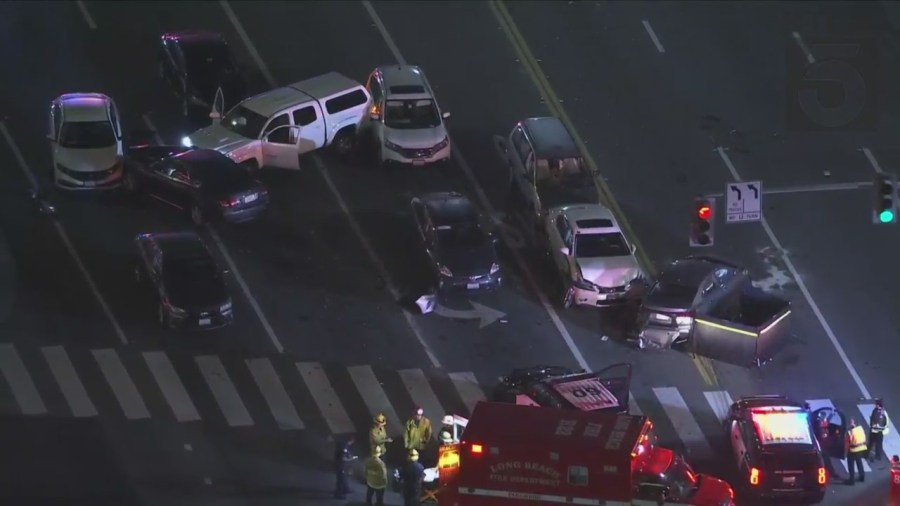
[489,461,562,487]
[605,416,632,450]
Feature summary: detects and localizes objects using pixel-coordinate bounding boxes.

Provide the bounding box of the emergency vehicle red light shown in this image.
[817,467,827,485]
[749,467,760,486]
[697,205,712,220]
[470,444,483,455]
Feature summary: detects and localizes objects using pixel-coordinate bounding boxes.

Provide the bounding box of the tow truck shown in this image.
[429,402,734,505]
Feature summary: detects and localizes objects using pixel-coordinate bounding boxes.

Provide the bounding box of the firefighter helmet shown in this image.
[442,415,453,425]
[440,430,453,444]
[409,449,419,461]
[374,413,386,425]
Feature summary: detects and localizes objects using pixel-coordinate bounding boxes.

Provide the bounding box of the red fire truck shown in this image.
[433,402,734,506]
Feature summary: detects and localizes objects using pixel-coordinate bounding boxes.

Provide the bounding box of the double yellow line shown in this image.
[488,1,718,386]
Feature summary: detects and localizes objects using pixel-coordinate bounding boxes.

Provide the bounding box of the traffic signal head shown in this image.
[690,198,715,247]
[873,174,897,224]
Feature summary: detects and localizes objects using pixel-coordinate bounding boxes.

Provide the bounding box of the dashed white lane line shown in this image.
[861,147,884,174]
[219,0,441,367]
[75,1,97,30]
[792,31,816,64]
[715,147,870,399]
[219,0,277,88]
[0,121,128,345]
[141,114,164,146]
[642,20,666,54]
[362,1,591,372]
[206,226,284,354]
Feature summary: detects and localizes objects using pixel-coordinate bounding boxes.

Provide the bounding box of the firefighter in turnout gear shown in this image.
[439,414,456,445]
[404,408,433,452]
[370,413,393,458]
[870,399,891,462]
[364,446,388,506]
[846,418,868,485]
[402,448,426,506]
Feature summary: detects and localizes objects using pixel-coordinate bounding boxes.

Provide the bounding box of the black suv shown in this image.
[493,364,631,413]
[725,395,827,504]
[134,232,233,330]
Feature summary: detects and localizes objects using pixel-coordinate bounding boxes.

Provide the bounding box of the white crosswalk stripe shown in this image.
[806,398,870,473]
[42,345,97,418]
[197,355,253,427]
[143,351,200,422]
[0,343,46,415]
[246,358,304,430]
[448,371,486,415]
[348,365,401,435]
[92,349,149,420]
[297,362,355,435]
[399,369,445,429]
[857,403,899,463]
[653,387,712,461]
[703,390,734,423]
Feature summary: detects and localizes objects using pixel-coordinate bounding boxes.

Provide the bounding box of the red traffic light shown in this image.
[697,205,712,220]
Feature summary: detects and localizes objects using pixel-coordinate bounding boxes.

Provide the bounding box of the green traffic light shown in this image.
[879,209,895,223]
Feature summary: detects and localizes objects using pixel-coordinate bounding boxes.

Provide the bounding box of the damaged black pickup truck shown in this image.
[635,256,791,367]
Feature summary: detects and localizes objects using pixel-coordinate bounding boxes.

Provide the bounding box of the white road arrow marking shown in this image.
[434,301,507,329]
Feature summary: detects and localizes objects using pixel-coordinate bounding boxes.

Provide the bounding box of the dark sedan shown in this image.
[134,232,233,330]
[158,31,247,118]
[123,146,268,225]
[410,192,501,292]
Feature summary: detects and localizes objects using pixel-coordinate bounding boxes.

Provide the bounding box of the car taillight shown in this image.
[219,197,240,208]
[817,466,827,485]
[470,443,483,455]
[749,467,760,486]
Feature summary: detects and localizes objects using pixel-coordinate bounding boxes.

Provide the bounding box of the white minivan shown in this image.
[49,93,124,190]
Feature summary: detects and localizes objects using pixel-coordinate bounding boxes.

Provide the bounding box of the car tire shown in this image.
[331,130,356,158]
[190,204,204,227]
[240,159,260,174]
[561,284,575,309]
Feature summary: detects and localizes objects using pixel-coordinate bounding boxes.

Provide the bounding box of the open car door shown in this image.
[810,404,848,460]
[209,86,225,121]
[592,362,632,412]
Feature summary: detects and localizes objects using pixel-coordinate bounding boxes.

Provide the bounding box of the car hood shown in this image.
[188,122,256,154]
[54,145,120,171]
[642,289,692,314]
[577,255,641,288]
[166,275,228,309]
[437,243,496,277]
[383,124,447,149]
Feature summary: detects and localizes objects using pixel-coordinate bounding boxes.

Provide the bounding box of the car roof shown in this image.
[139,232,209,259]
[58,93,111,122]
[658,257,725,287]
[559,204,619,233]
[377,65,431,100]
[162,31,226,47]
[174,148,235,170]
[419,192,477,225]
[242,72,362,117]
[521,117,580,160]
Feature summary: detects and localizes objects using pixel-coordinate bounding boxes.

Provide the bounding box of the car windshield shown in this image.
[384,99,441,129]
[221,105,268,139]
[58,121,116,149]
[185,44,235,76]
[660,455,699,501]
[574,232,630,258]
[437,223,486,249]
[537,157,592,187]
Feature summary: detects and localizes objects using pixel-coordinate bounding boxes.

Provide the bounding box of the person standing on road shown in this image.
[403,408,433,453]
[370,413,393,459]
[334,436,357,499]
[870,399,891,462]
[402,449,426,506]
[364,446,388,506]
[845,418,868,485]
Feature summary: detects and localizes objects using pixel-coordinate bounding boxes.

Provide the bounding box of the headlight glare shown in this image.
[181,136,193,147]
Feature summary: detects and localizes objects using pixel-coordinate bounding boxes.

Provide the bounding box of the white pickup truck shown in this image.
[182,72,371,171]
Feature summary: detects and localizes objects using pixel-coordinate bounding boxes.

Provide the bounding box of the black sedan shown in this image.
[134,232,233,330]
[158,31,247,118]
[123,146,268,225]
[410,192,501,292]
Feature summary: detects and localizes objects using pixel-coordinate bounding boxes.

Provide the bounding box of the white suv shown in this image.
[544,204,644,308]
[364,65,450,166]
[49,93,124,190]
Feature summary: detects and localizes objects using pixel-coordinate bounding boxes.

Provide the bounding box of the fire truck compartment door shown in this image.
[691,288,791,367]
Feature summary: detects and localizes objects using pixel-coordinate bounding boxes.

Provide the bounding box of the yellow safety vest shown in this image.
[849,426,868,453]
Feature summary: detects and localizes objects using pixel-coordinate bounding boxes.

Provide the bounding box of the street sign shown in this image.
[726,181,762,223]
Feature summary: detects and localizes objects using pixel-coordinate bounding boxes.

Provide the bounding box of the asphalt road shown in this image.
[1,1,898,505]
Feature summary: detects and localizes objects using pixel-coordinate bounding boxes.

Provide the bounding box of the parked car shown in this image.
[725,395,827,504]
[133,232,233,330]
[544,204,644,308]
[48,93,124,190]
[158,31,247,118]
[410,192,501,292]
[493,363,631,414]
[123,146,268,225]
[182,72,371,170]
[501,117,599,244]
[363,65,450,166]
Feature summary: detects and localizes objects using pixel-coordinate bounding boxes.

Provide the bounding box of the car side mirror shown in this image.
[442,111,451,119]
[560,246,570,256]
